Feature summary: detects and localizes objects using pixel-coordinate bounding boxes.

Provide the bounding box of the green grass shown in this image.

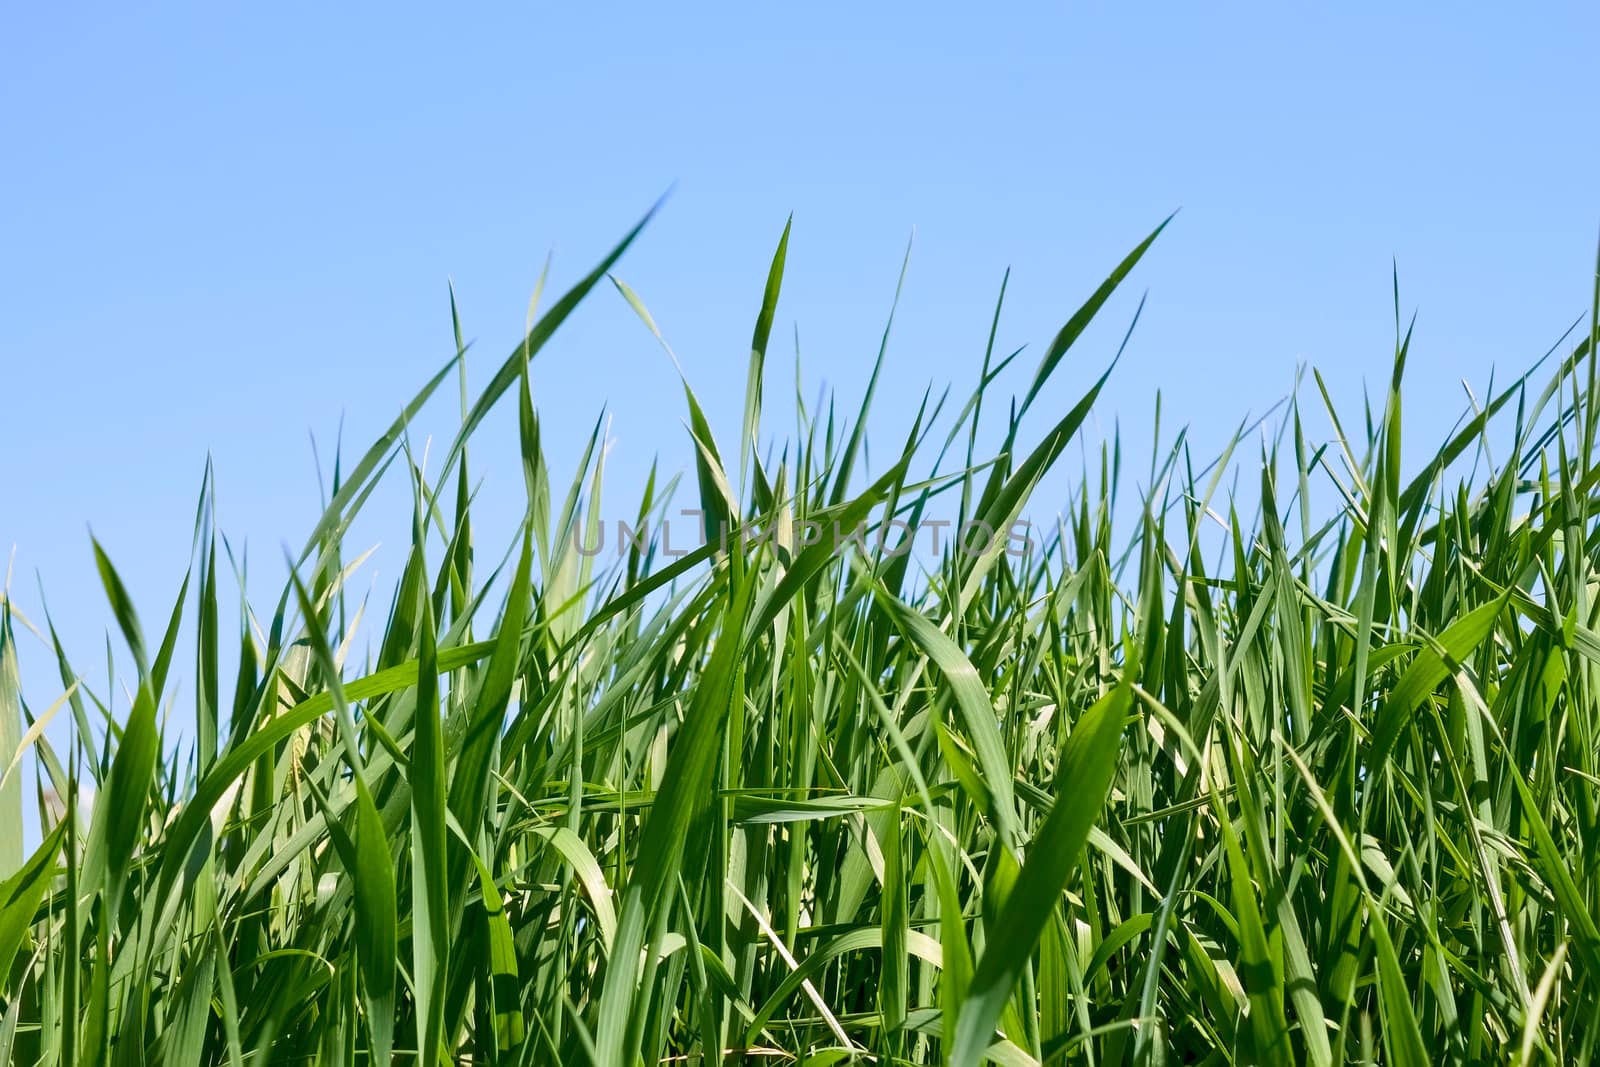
[3,211,1600,1065]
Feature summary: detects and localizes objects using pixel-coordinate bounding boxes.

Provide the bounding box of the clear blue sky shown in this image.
[3,6,1598,746]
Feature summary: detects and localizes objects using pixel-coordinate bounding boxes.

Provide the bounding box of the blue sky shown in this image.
[3,5,1599,757]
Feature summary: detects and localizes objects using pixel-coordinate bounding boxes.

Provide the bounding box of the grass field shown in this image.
[3,212,1600,1065]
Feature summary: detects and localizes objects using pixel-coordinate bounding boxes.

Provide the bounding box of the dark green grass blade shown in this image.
[950,681,1130,1066]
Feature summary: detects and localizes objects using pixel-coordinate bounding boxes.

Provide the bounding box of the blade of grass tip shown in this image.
[1585,226,1600,462]
[742,216,791,495]
[197,515,220,775]
[955,269,1009,527]
[684,379,738,553]
[0,682,77,801]
[1018,214,1173,417]
[295,355,461,565]
[440,195,666,485]
[515,333,552,574]
[609,272,738,547]
[829,231,911,507]
[962,342,1130,613]
[90,538,149,681]
[949,680,1131,1067]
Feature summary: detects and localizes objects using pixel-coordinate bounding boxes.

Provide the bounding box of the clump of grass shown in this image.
[2,209,1600,1066]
